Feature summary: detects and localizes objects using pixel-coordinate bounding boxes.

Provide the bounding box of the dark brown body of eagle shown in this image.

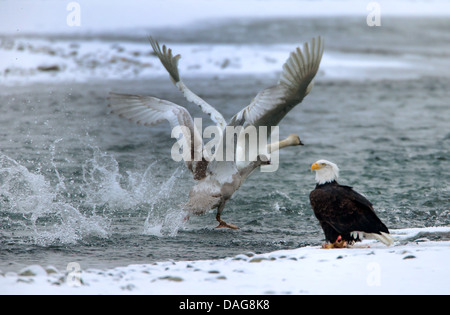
[309,180,390,244]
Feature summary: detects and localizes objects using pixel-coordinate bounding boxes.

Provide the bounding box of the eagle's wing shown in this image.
[331,186,387,234]
[310,184,392,245]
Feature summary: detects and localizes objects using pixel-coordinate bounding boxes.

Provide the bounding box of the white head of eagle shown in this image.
[311,159,339,185]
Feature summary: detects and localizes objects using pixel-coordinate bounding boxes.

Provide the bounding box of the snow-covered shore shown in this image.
[0,38,418,86]
[1,227,449,295]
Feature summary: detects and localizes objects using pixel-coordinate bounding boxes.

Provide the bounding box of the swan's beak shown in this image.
[311,162,322,172]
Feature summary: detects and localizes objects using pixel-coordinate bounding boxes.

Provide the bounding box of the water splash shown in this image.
[0,139,190,246]
[143,167,188,237]
[81,147,142,210]
[0,153,110,245]
[81,146,188,237]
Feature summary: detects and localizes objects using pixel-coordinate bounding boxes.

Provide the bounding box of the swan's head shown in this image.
[256,154,271,166]
[285,134,304,146]
[311,159,339,185]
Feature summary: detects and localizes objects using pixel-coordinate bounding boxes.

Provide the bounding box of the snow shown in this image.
[0,39,419,86]
[1,227,449,295]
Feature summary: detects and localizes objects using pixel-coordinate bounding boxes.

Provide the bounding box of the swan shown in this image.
[148,36,323,170]
[108,93,270,229]
[108,36,324,228]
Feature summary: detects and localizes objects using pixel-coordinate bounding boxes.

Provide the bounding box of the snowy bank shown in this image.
[1,227,449,295]
[0,38,421,86]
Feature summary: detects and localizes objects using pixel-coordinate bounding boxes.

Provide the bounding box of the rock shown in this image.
[249,257,268,263]
[208,270,220,274]
[19,265,47,277]
[45,266,59,275]
[220,58,230,69]
[157,276,184,282]
[37,65,60,72]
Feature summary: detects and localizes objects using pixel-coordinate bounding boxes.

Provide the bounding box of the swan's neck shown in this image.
[238,161,261,181]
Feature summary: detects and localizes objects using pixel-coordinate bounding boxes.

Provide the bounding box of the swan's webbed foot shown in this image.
[215,213,239,230]
[216,220,239,230]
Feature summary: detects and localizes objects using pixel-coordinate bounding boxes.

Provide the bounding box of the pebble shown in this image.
[18,265,47,277]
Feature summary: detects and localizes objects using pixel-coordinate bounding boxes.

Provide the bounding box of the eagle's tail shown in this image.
[350,231,395,246]
[374,232,395,246]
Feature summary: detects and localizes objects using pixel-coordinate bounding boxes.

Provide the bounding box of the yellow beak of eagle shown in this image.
[311,162,323,171]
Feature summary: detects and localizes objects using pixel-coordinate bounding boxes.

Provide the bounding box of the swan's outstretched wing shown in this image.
[149,37,227,130]
[229,36,324,128]
[108,92,209,180]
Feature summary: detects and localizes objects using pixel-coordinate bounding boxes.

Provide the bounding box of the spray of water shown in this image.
[0,153,109,245]
[143,167,187,237]
[81,146,188,237]
[0,142,188,245]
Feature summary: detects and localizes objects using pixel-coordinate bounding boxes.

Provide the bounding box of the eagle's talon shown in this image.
[321,235,348,249]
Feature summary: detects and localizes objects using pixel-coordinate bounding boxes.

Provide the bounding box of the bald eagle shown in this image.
[309,160,394,247]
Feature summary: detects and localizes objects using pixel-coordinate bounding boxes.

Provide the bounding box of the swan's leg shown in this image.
[215,202,239,230]
[216,213,239,230]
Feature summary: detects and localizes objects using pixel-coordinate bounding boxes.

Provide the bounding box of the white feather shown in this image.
[232,36,324,128]
[149,37,227,130]
[313,159,339,185]
[351,231,395,246]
